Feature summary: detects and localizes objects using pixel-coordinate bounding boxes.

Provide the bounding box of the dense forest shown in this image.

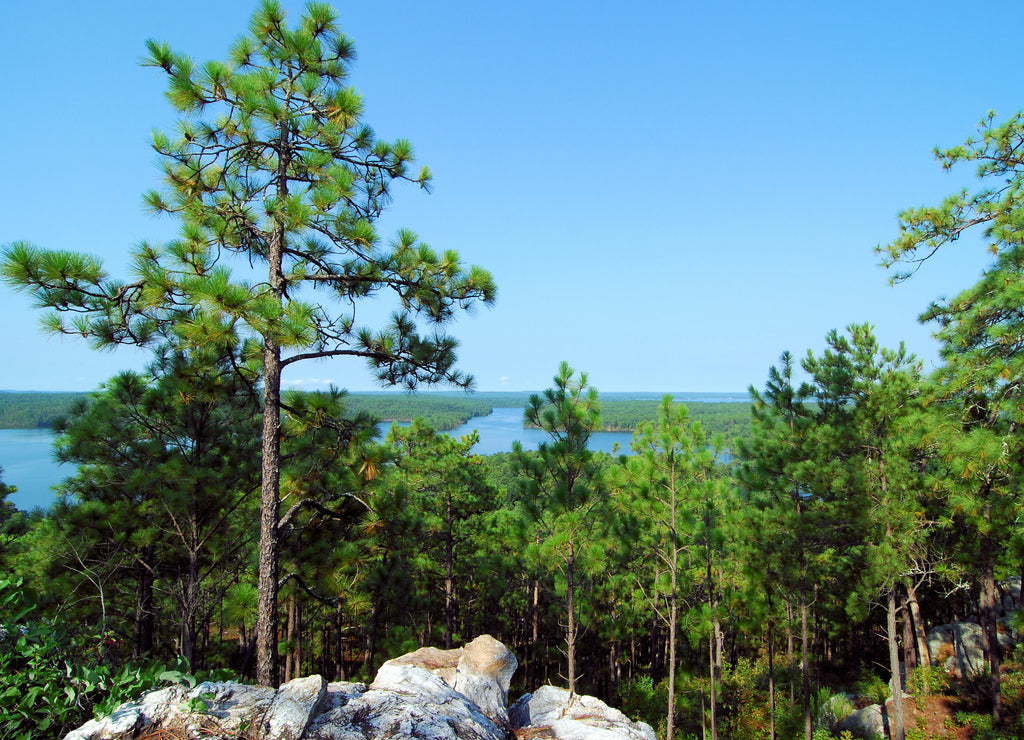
[0,392,88,429]
[2,5,1024,740]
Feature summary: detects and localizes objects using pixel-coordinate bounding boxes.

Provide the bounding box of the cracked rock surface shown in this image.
[64,635,654,740]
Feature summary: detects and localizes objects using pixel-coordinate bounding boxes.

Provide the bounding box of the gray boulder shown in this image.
[836,703,885,740]
[927,622,1016,678]
[64,681,277,740]
[510,685,657,740]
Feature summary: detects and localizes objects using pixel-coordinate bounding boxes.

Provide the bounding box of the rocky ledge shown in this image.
[65,634,656,740]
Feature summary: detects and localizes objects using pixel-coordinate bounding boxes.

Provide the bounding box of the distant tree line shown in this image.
[0,392,88,429]
[600,400,751,441]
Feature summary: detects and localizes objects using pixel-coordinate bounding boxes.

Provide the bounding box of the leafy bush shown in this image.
[853,673,890,705]
[814,687,854,731]
[0,578,232,739]
[906,664,948,696]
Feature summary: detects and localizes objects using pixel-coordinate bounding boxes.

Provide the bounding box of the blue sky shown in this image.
[1,0,1021,394]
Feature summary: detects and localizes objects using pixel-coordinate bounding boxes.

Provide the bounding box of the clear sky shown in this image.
[2,0,1021,394]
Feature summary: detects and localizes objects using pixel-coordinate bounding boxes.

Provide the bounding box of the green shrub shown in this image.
[814,688,854,731]
[906,664,948,696]
[0,578,230,739]
[853,673,889,705]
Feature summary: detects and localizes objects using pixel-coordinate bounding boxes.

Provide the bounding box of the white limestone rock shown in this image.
[306,665,507,740]
[380,644,463,686]
[454,634,518,724]
[263,675,327,740]
[510,685,656,740]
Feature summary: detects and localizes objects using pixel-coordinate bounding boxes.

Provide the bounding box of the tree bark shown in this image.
[255,121,289,689]
[887,586,905,740]
[980,535,1001,723]
[256,335,282,687]
[566,540,577,700]
[444,490,454,649]
[904,577,930,675]
[801,587,811,740]
[767,598,776,740]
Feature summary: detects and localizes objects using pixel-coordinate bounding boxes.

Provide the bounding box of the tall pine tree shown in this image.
[1,1,494,685]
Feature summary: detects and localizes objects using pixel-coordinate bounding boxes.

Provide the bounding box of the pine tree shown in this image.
[1,1,494,685]
[53,343,261,664]
[623,395,729,740]
[384,419,493,648]
[880,110,1024,720]
[802,324,927,740]
[514,362,605,699]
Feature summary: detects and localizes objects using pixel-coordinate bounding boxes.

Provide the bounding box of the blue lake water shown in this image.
[0,428,71,513]
[1,397,740,512]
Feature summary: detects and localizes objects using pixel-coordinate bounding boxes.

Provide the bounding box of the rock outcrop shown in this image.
[65,635,656,740]
[510,685,657,740]
[926,621,1016,679]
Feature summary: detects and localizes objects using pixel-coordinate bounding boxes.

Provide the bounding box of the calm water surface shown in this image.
[0,428,69,512]
[1,402,732,511]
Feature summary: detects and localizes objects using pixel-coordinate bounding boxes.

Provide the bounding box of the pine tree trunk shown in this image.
[256,336,282,687]
[566,542,577,700]
[980,536,1001,723]
[904,577,930,673]
[285,594,296,682]
[786,601,795,705]
[887,586,905,740]
[444,490,455,649]
[709,623,719,740]
[335,603,346,681]
[667,583,677,740]
[768,614,776,740]
[801,587,811,740]
[255,125,289,688]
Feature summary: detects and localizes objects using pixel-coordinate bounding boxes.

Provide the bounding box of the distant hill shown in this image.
[0,391,88,429]
[0,389,753,437]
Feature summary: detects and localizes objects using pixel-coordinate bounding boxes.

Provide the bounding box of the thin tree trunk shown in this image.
[255,125,289,688]
[786,601,795,705]
[566,543,577,700]
[904,577,930,672]
[980,536,1001,723]
[767,603,776,740]
[801,588,811,740]
[667,583,677,740]
[444,491,455,649]
[709,624,719,740]
[335,603,346,681]
[285,594,296,682]
[256,336,282,687]
[887,586,905,740]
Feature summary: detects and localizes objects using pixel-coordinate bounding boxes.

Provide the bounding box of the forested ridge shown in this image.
[2,5,1024,740]
[0,390,748,439]
[0,391,88,429]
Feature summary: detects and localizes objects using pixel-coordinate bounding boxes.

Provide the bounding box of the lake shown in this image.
[0,400,735,512]
[0,428,71,513]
